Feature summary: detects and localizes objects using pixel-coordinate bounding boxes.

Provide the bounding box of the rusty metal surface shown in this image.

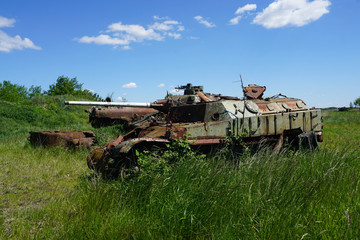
[29,130,96,149]
[169,104,207,123]
[93,107,158,120]
[89,107,159,128]
[243,84,266,99]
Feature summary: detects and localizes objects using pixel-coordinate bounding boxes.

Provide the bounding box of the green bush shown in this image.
[0,103,36,122]
[354,97,360,108]
[45,76,102,101]
[0,80,29,102]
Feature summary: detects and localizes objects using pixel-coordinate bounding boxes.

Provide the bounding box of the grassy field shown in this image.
[0,100,359,239]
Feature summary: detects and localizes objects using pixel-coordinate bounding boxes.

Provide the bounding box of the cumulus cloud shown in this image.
[78,34,130,45]
[253,0,331,29]
[0,16,41,53]
[0,16,15,28]
[0,31,41,53]
[108,22,163,41]
[194,16,216,28]
[77,16,184,49]
[122,82,137,88]
[153,16,169,21]
[229,4,257,25]
[229,16,243,25]
[235,4,257,14]
[149,20,181,32]
[167,32,181,39]
[157,83,165,88]
[116,96,125,101]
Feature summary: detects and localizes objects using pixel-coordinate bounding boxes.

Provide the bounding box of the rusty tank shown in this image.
[87,106,159,128]
[65,83,323,176]
[76,86,215,129]
[29,130,96,149]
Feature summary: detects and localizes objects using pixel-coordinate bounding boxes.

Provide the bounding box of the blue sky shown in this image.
[0,0,359,107]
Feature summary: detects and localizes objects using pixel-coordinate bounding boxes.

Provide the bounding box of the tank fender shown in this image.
[113,138,170,154]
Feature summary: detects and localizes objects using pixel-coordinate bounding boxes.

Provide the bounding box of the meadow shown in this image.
[0,98,359,239]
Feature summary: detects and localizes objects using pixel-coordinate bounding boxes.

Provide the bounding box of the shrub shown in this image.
[46,76,102,101]
[0,80,28,102]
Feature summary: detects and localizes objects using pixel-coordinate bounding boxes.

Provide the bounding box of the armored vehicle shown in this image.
[87,106,159,128]
[66,83,323,176]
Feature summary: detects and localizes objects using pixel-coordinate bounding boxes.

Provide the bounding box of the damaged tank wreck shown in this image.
[65,83,323,176]
[87,105,159,128]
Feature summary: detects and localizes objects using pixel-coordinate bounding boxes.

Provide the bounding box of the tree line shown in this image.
[351,98,360,108]
[0,76,102,102]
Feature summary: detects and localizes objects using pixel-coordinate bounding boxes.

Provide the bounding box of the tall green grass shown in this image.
[1,105,359,239]
[2,146,359,239]
[322,110,360,149]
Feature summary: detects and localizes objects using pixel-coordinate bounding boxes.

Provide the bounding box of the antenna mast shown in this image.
[240,74,246,132]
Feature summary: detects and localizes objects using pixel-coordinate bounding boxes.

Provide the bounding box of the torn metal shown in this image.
[29,130,96,149]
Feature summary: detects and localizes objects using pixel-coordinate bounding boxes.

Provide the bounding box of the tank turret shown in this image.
[65,84,211,128]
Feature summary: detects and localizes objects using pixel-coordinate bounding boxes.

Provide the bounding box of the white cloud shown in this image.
[149,20,182,32]
[157,83,165,88]
[188,36,200,40]
[78,34,130,45]
[116,96,125,101]
[235,4,257,15]
[150,22,174,31]
[0,16,15,28]
[177,25,185,31]
[77,17,184,49]
[167,32,181,39]
[0,31,41,53]
[108,22,163,41]
[229,16,242,25]
[153,16,169,21]
[194,16,216,28]
[122,82,137,88]
[253,0,331,29]
[229,4,257,25]
[0,16,41,53]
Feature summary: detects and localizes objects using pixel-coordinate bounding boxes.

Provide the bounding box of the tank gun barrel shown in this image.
[64,101,163,108]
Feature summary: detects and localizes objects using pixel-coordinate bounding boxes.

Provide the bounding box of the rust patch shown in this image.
[93,107,158,120]
[29,130,96,149]
[243,84,266,99]
[197,91,211,102]
[90,107,159,127]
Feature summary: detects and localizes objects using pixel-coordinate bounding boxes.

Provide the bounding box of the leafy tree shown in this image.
[46,76,102,101]
[81,89,102,101]
[354,97,360,108]
[28,85,43,98]
[0,80,28,102]
[46,76,83,96]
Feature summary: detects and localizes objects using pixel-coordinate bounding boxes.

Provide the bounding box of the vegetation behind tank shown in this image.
[1,79,360,239]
